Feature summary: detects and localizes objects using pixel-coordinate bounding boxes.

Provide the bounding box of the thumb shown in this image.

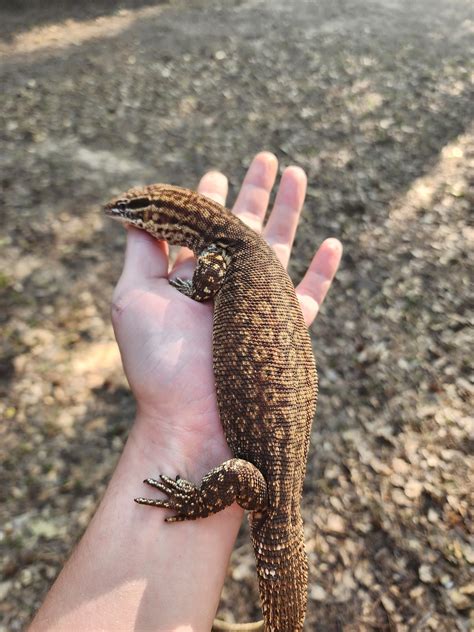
[119,226,169,285]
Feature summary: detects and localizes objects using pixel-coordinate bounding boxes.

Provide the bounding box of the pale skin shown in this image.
[30,152,342,632]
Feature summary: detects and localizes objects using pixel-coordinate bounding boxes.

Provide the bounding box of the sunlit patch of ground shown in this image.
[0,5,164,58]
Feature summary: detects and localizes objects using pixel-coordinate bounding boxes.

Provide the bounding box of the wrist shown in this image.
[130,409,234,482]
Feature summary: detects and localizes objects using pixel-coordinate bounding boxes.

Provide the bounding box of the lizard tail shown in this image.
[252,520,308,632]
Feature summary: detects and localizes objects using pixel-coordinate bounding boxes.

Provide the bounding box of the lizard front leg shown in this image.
[135,458,267,522]
[170,244,228,301]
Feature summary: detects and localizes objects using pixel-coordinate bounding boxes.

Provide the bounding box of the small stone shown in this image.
[20,568,33,586]
[29,518,61,540]
[463,545,474,564]
[460,582,474,596]
[310,585,327,601]
[0,581,12,600]
[440,575,454,589]
[419,564,435,583]
[326,513,346,534]
[55,410,74,430]
[448,588,471,610]
[332,571,356,602]
[427,508,439,523]
[381,594,396,613]
[232,561,253,581]
[392,489,411,506]
[45,565,57,580]
[390,473,405,488]
[392,457,410,474]
[354,560,374,587]
[410,585,424,599]
[404,479,423,499]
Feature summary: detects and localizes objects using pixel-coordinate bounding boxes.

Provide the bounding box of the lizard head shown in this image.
[103,187,158,232]
[103,184,209,251]
[104,183,232,251]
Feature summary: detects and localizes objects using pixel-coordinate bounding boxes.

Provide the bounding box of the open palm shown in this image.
[111,153,342,477]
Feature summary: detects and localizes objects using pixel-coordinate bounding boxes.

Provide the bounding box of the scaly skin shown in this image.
[104,184,318,631]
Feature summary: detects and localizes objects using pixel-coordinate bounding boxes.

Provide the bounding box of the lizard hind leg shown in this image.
[135,458,267,522]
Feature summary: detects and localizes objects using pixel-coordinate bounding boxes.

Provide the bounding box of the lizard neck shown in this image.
[115,184,252,256]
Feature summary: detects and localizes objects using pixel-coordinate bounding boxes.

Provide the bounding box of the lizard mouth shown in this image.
[103,203,133,222]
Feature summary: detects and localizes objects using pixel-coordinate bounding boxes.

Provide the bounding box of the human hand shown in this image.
[111,152,342,480]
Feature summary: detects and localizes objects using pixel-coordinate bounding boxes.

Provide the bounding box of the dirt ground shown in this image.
[1,1,472,630]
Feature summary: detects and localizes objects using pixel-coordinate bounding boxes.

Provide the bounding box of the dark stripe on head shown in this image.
[127,197,152,209]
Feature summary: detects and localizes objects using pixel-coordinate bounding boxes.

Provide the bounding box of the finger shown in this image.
[232,152,278,233]
[264,166,307,268]
[296,238,343,327]
[118,226,169,288]
[198,169,229,206]
[172,170,229,272]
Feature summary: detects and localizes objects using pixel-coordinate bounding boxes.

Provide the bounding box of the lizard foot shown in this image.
[134,458,268,522]
[135,475,204,522]
[169,277,193,296]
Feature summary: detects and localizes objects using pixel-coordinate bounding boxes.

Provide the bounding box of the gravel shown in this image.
[1,1,472,630]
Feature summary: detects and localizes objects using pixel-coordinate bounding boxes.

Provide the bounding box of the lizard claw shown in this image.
[142,476,178,494]
[134,496,177,510]
[135,474,202,521]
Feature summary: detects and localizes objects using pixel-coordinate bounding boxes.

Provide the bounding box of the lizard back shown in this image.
[213,227,317,631]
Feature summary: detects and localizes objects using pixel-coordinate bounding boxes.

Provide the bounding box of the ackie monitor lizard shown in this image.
[104,183,318,631]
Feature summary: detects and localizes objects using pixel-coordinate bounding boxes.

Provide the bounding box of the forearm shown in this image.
[29,416,243,632]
